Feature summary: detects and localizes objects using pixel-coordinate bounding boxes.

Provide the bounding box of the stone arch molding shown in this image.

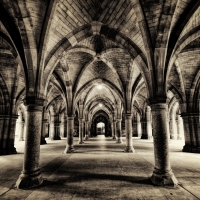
[43,21,152,98]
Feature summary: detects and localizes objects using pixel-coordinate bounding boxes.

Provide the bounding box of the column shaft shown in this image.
[124,114,134,152]
[78,119,84,144]
[64,116,74,153]
[116,119,122,143]
[150,103,178,186]
[84,121,89,140]
[18,121,25,141]
[16,104,44,188]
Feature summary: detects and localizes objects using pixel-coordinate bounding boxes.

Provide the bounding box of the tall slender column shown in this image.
[64,116,75,153]
[0,115,18,155]
[147,106,152,139]
[112,120,116,139]
[54,121,61,140]
[141,119,148,139]
[132,115,137,136]
[176,115,182,140]
[78,119,84,144]
[137,113,141,137]
[84,121,89,140]
[63,115,67,137]
[16,99,44,188]
[124,114,134,152]
[41,119,48,144]
[182,113,200,152]
[150,103,178,186]
[116,119,123,143]
[18,121,25,141]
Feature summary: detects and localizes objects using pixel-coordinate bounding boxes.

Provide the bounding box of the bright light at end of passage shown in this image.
[99,103,103,107]
[97,84,103,90]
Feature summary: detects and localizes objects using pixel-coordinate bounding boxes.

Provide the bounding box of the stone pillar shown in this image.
[169,117,177,140]
[41,119,48,144]
[147,106,152,139]
[0,115,18,155]
[124,114,134,152]
[84,121,89,140]
[18,121,25,141]
[16,100,44,188]
[141,119,148,139]
[112,120,117,139]
[116,119,122,143]
[182,113,200,152]
[78,119,84,144]
[137,113,141,137]
[150,103,178,186]
[132,115,137,136]
[64,116,75,153]
[176,115,182,140]
[54,121,61,140]
[63,115,67,137]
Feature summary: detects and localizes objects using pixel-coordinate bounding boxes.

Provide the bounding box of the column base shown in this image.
[64,146,74,153]
[16,169,43,189]
[150,170,178,186]
[53,136,61,140]
[0,147,17,155]
[84,135,89,140]
[40,139,47,145]
[124,146,135,153]
[141,135,148,139]
[116,138,123,143]
[78,141,84,144]
[183,145,200,153]
[112,135,116,139]
[182,144,192,152]
[18,138,24,141]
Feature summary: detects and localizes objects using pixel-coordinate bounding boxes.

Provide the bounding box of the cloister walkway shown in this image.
[1,136,200,199]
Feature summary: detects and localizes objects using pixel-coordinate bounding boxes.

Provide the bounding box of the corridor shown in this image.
[1,136,200,200]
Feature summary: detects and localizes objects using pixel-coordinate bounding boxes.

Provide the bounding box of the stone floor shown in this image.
[1,136,200,200]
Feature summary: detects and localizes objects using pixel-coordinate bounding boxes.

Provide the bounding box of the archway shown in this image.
[91,111,111,137]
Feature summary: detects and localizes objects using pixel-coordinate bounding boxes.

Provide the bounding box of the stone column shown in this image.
[41,119,47,144]
[137,113,141,137]
[141,119,148,139]
[16,100,44,188]
[84,121,89,140]
[54,121,61,140]
[63,115,67,137]
[112,120,117,139]
[124,114,134,152]
[8,115,18,154]
[78,119,84,144]
[182,113,200,152]
[169,117,177,140]
[176,115,182,140]
[116,119,122,143]
[147,106,152,139]
[64,116,75,153]
[182,114,192,152]
[18,121,25,141]
[132,115,137,136]
[0,115,18,155]
[150,103,178,186]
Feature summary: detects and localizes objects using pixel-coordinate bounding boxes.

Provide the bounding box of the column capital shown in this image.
[148,97,167,105]
[124,113,132,119]
[0,114,18,119]
[150,103,167,111]
[180,112,199,117]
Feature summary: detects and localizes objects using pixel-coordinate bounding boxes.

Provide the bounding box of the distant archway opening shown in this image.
[96,122,105,135]
[91,111,111,137]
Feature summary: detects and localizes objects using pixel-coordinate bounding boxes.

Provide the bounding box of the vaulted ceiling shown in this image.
[0,0,199,118]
